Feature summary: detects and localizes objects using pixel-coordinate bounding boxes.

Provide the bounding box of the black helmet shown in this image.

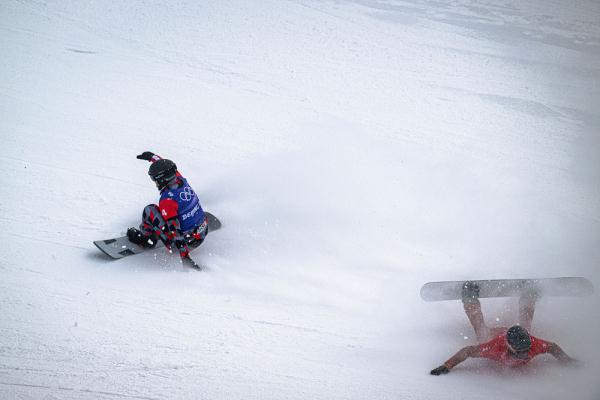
[506,325,531,353]
[148,159,177,190]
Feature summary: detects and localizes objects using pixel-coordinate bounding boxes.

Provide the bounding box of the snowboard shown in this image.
[420,277,594,302]
[94,212,222,259]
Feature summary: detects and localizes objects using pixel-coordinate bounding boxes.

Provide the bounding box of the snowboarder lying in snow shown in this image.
[127,151,208,268]
[430,281,576,375]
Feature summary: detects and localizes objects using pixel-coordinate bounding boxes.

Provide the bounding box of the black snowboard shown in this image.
[94,212,221,259]
[420,277,594,302]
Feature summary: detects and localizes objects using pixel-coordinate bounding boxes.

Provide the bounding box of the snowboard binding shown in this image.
[127,228,158,249]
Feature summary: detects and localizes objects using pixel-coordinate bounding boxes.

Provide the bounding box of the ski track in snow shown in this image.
[1,0,599,399]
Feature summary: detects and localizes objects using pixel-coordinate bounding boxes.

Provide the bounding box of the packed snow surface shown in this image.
[1,0,599,399]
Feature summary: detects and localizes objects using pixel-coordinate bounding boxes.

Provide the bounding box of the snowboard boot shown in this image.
[127,228,158,249]
[461,281,480,304]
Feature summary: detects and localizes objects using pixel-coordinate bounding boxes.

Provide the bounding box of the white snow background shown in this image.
[1,0,599,399]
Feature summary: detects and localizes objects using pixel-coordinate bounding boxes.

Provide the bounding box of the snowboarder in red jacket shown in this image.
[430,282,576,375]
[127,151,208,268]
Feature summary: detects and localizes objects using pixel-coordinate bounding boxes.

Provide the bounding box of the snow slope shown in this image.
[1,0,599,399]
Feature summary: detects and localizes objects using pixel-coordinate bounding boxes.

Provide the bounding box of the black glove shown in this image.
[461,281,480,304]
[430,365,450,376]
[136,151,155,161]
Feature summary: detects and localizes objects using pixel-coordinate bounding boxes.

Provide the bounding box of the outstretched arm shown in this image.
[547,342,576,364]
[137,151,183,177]
[431,345,480,375]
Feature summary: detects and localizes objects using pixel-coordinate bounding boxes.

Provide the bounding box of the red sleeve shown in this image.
[529,336,551,357]
[478,335,505,361]
[159,198,179,220]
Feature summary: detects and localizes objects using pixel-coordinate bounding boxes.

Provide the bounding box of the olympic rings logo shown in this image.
[180,187,195,202]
